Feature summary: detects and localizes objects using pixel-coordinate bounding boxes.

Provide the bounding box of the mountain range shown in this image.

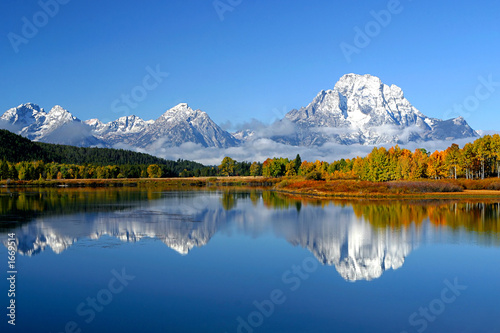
[0,74,478,152]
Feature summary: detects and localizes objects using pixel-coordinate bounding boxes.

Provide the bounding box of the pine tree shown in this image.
[293,154,302,174]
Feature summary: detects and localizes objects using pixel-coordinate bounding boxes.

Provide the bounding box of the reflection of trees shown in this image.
[3,188,500,239]
[262,193,500,237]
[262,191,290,209]
[349,200,500,237]
[0,188,161,213]
[219,190,304,211]
[221,192,237,210]
[249,191,260,206]
[427,202,500,234]
[217,191,500,238]
[262,191,316,211]
[351,201,429,229]
[0,188,161,229]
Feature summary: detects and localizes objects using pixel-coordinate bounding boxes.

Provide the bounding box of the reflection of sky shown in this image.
[1,191,500,333]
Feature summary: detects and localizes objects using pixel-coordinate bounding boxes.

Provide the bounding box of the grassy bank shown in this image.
[1,176,500,198]
[275,177,500,198]
[0,176,280,189]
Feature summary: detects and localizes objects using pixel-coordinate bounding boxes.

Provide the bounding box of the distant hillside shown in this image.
[0,129,206,170]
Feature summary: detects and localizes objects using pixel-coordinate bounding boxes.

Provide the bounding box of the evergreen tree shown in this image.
[293,154,302,174]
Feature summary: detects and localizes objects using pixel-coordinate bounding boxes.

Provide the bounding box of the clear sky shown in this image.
[1,0,499,131]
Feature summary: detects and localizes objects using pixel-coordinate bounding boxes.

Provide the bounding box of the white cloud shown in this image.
[0,120,22,133]
[123,135,477,165]
[476,129,500,136]
[220,118,268,132]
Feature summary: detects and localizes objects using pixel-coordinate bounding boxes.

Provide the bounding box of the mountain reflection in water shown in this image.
[1,188,499,281]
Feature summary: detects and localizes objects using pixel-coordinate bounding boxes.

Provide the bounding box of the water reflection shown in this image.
[1,189,499,281]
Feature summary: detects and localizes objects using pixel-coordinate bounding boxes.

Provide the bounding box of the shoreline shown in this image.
[1,177,500,199]
[275,188,500,199]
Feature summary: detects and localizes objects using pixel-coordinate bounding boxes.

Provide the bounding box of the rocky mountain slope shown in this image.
[87,103,239,148]
[270,74,478,145]
[0,103,100,146]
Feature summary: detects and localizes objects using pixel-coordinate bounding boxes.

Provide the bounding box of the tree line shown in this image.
[2,127,500,181]
[218,134,500,181]
[0,160,220,180]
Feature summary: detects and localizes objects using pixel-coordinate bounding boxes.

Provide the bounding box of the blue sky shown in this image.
[1,0,499,131]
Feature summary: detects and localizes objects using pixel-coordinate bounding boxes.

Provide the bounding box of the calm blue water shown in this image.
[1,189,500,333]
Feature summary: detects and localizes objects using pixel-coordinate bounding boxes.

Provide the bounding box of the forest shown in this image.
[2,127,500,182]
[0,129,215,180]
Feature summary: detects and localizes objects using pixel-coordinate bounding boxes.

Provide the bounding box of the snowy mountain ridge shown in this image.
[0,74,479,151]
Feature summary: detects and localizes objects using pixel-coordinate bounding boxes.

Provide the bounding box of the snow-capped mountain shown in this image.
[85,115,155,146]
[86,115,153,134]
[132,103,239,148]
[86,103,239,148]
[270,74,478,145]
[232,129,256,141]
[1,102,239,149]
[0,103,100,146]
[0,103,46,138]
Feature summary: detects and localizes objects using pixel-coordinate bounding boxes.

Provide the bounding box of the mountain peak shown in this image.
[161,103,193,118]
[0,104,89,143]
[158,103,210,123]
[46,105,78,123]
[335,73,383,93]
[170,103,191,113]
[2,103,44,119]
[0,103,47,132]
[338,73,376,81]
[84,118,104,128]
[337,73,380,84]
[49,105,65,113]
[19,102,43,111]
[48,105,74,117]
[278,73,477,145]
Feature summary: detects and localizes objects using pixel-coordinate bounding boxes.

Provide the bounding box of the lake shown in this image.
[1,188,500,333]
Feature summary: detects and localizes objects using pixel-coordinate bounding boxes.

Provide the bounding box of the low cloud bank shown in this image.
[1,117,481,166]
[0,120,22,133]
[117,136,478,166]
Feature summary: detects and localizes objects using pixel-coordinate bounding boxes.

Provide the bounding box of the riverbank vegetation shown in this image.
[1,128,500,196]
